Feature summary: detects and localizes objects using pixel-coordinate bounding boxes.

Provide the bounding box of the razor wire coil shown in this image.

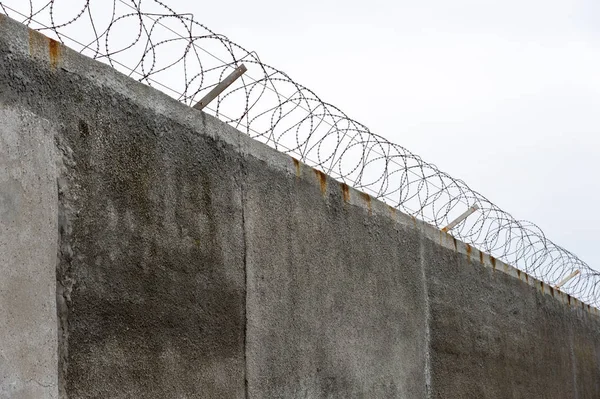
[1,0,598,306]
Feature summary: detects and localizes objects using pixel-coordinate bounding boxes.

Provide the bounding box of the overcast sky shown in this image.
[180,0,600,270]
[4,0,599,271]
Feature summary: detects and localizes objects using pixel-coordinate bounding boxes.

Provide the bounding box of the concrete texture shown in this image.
[424,237,600,398]
[0,107,59,398]
[52,98,247,398]
[243,159,428,398]
[2,13,600,399]
[1,16,246,399]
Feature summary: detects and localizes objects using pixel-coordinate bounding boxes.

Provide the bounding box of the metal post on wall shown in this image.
[555,269,580,289]
[441,205,479,233]
[193,64,247,111]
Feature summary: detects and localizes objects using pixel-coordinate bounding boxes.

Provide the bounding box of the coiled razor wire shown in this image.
[1,0,598,306]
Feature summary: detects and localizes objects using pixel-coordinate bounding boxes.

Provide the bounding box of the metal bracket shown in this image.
[555,269,580,289]
[441,205,479,233]
[193,64,247,110]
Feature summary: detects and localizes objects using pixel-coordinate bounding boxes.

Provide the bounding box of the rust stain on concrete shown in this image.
[340,183,350,203]
[360,192,372,214]
[292,158,301,177]
[29,29,45,58]
[28,30,61,70]
[48,38,61,69]
[313,169,327,195]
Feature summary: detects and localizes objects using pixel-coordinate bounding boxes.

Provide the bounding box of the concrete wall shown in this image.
[1,16,247,398]
[0,107,58,399]
[1,14,600,398]
[243,158,427,398]
[423,237,600,398]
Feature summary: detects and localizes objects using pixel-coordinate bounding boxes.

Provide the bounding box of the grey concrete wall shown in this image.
[51,91,247,398]
[2,13,600,399]
[0,107,58,398]
[423,237,600,398]
[243,159,428,398]
[1,16,247,399]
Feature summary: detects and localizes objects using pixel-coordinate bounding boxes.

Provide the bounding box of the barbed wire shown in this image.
[1,0,598,306]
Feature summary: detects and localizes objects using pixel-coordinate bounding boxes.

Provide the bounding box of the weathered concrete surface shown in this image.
[0,16,246,399]
[243,160,428,398]
[52,105,247,398]
[2,13,600,399]
[423,237,600,398]
[0,107,58,398]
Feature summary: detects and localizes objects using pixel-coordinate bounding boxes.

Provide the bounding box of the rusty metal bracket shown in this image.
[555,269,580,289]
[441,205,479,233]
[193,64,247,110]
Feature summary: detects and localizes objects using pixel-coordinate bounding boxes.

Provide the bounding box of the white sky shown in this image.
[3,0,598,272]
[184,0,600,270]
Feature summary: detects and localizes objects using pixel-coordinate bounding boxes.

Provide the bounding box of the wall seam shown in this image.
[55,132,74,399]
[569,320,579,399]
[419,234,432,399]
[239,149,250,399]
